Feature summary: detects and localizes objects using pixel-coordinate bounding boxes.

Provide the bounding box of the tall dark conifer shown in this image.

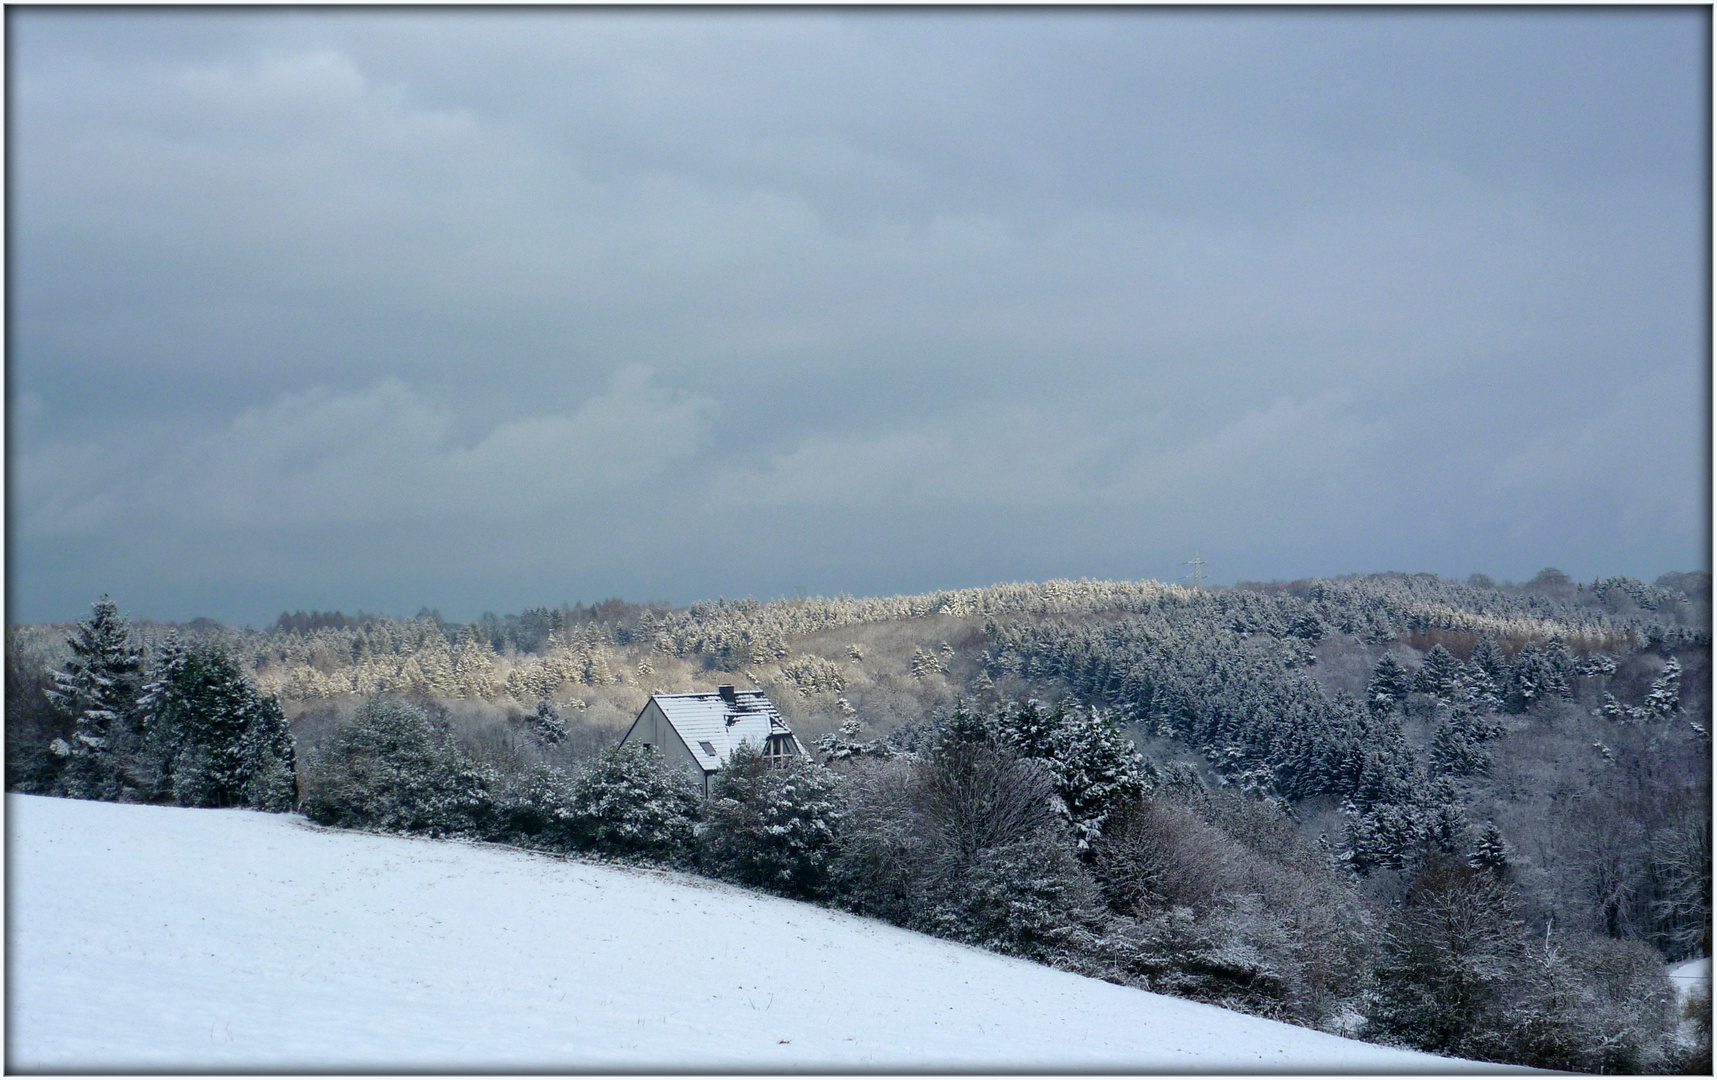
[47,596,144,800]
[140,642,296,810]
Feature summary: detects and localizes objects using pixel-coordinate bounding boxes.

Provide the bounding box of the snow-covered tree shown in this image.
[139,642,296,810]
[1430,716,1492,777]
[1469,821,1510,876]
[301,697,495,836]
[1413,645,1464,700]
[47,596,144,800]
[702,743,845,898]
[1469,635,1508,688]
[532,699,567,744]
[1632,657,1683,724]
[1369,858,1523,1056]
[1039,705,1150,848]
[565,743,699,862]
[1506,644,1569,712]
[1367,654,1413,716]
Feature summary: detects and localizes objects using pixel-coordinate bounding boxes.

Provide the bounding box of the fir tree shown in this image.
[140,642,296,810]
[1367,654,1413,716]
[47,596,144,800]
[1470,821,1511,877]
[1413,645,1463,700]
[1632,657,1682,724]
[532,699,567,744]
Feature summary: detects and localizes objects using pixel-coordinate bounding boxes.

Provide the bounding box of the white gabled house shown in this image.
[620,685,805,795]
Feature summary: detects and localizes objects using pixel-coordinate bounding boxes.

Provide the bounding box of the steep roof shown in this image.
[649,690,800,774]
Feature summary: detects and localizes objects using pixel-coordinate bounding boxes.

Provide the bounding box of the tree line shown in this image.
[7,581,1709,1073]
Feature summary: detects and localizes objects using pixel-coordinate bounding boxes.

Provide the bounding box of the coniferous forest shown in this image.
[8,569,1710,1072]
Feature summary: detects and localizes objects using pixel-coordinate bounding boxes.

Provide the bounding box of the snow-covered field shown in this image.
[9,793,1504,1072]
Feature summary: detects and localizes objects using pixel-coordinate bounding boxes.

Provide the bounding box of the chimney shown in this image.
[718,684,737,705]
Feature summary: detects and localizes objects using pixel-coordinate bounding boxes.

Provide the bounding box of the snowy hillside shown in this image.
[9,794,1504,1072]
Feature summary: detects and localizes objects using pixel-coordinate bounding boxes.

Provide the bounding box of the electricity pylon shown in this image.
[1183,552,1208,588]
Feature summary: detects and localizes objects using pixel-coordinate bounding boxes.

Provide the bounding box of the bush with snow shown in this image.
[700,744,845,898]
[564,742,700,863]
[300,698,497,837]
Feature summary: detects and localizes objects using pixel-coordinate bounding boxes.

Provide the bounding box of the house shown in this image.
[620,685,805,795]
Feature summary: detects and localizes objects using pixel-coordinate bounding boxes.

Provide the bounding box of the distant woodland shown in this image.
[8,568,1710,1072]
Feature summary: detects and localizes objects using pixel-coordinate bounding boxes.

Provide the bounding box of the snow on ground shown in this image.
[10,794,1506,1072]
[1669,956,1711,1007]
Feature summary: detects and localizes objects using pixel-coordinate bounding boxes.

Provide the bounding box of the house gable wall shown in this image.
[620,700,706,790]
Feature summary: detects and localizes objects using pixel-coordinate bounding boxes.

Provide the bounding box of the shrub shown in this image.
[833,726,1101,964]
[300,698,496,836]
[1484,933,1675,1074]
[1088,793,1371,1026]
[489,762,580,848]
[701,744,844,898]
[564,743,700,862]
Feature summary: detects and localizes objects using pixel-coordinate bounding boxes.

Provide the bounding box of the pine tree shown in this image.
[139,642,297,810]
[1413,645,1463,700]
[47,596,144,800]
[1367,654,1413,716]
[532,699,567,744]
[1632,657,1682,724]
[1470,821,1511,877]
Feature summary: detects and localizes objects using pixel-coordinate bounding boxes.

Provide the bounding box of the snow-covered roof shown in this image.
[648,690,799,773]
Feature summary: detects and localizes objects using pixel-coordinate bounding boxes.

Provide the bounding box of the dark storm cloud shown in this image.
[8,8,1707,624]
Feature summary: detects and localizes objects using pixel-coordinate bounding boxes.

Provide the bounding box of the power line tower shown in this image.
[1183,552,1208,588]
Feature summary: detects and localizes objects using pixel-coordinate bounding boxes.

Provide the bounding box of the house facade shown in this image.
[620,685,804,795]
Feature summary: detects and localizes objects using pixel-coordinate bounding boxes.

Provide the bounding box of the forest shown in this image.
[7,568,1710,1073]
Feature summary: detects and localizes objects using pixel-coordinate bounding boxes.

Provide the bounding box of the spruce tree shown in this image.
[1043,705,1149,848]
[47,596,144,800]
[1413,645,1463,700]
[1367,654,1413,716]
[1633,657,1682,724]
[140,642,297,810]
[532,699,567,744]
[1470,822,1511,877]
[1469,635,1508,688]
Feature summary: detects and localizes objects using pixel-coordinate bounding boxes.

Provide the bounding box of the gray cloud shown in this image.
[9,8,1707,624]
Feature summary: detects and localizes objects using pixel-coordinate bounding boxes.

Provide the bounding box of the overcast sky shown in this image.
[8,8,1709,626]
